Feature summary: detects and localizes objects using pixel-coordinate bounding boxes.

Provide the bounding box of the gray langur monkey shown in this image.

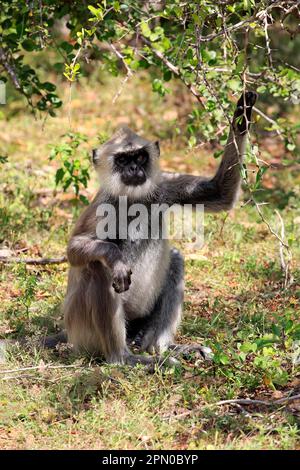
[47,91,257,367]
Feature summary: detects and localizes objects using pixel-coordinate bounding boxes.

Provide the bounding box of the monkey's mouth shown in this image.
[121,174,147,186]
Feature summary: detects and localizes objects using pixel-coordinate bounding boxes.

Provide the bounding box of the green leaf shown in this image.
[88,5,103,20]
[53,62,64,73]
[140,22,151,38]
[286,142,296,152]
[201,49,216,63]
[22,39,36,51]
[219,353,230,365]
[152,78,168,96]
[213,150,223,159]
[113,1,120,12]
[0,155,8,164]
[240,342,257,353]
[227,79,241,92]
[254,166,268,189]
[188,135,197,148]
[41,82,56,92]
[55,168,65,185]
[79,194,89,205]
[60,41,74,54]
[271,324,281,337]
[239,352,247,362]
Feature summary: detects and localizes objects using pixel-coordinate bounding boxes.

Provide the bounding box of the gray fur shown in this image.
[60,92,257,366]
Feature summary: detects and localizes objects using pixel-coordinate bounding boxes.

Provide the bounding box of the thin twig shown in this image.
[165,393,300,420]
[141,37,206,108]
[108,43,134,103]
[275,209,293,287]
[108,43,133,76]
[264,13,273,69]
[0,363,122,385]
[0,363,85,375]
[253,105,283,139]
[0,256,67,265]
[198,0,287,43]
[276,209,287,272]
[213,394,300,407]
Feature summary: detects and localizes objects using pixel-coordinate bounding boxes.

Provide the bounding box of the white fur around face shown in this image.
[97,163,160,201]
[101,172,158,200]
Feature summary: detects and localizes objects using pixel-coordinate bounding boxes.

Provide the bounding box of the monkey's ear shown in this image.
[92,149,98,164]
[154,140,160,157]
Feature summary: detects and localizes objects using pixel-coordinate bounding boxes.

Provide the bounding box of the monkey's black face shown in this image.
[114,149,149,186]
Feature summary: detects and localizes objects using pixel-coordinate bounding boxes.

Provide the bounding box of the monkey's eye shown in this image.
[115,155,127,166]
[135,153,148,165]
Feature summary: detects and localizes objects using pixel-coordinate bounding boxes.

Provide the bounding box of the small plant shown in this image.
[49,132,90,206]
[18,266,38,318]
[5,265,38,333]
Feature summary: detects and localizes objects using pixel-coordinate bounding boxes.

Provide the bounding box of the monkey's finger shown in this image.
[244,90,257,107]
[112,279,130,293]
[236,90,257,109]
[124,274,131,291]
[124,279,131,290]
[112,281,122,293]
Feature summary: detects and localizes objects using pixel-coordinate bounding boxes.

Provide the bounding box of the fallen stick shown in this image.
[0,256,67,265]
[214,394,300,407]
[164,393,300,420]
[0,363,83,375]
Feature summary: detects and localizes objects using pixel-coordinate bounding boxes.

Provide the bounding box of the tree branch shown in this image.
[253,105,284,139]
[0,47,21,90]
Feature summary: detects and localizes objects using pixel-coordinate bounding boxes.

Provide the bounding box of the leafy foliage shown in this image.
[0,1,299,147]
[49,132,90,205]
[1,1,299,281]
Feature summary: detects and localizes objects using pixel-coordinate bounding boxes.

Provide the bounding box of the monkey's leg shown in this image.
[131,249,213,362]
[42,331,68,349]
[64,263,128,363]
[64,264,175,367]
[135,248,185,354]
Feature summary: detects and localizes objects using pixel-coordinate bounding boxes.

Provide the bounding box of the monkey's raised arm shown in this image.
[158,91,257,211]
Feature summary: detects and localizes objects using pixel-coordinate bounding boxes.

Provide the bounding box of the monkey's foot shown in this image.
[138,328,174,355]
[41,331,68,349]
[123,352,179,369]
[168,343,214,362]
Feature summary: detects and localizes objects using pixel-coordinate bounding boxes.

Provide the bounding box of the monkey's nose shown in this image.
[129,163,137,174]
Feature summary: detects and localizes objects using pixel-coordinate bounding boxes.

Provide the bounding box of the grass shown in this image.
[0,70,300,450]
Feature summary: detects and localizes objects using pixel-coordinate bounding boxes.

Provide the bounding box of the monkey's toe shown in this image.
[169,343,214,362]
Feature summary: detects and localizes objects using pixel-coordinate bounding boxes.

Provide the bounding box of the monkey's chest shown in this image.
[120,238,170,319]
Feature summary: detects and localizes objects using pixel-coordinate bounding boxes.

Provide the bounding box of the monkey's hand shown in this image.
[234,90,257,134]
[112,262,132,293]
